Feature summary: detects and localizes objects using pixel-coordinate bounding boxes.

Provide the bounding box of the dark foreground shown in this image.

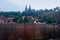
[0,23,60,40]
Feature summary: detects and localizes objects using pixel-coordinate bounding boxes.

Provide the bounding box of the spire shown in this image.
[25,5,27,12]
[28,5,31,11]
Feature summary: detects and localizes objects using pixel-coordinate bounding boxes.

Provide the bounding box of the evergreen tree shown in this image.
[18,18,24,24]
[13,17,19,22]
[23,16,29,23]
[46,17,55,24]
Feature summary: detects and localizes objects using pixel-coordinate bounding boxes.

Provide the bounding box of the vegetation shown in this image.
[0,7,60,24]
[13,16,19,22]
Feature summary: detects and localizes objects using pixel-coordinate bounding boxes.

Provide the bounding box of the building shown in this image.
[0,16,16,24]
[25,5,31,12]
[0,16,7,24]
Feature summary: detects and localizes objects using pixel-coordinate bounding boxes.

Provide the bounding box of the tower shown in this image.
[25,5,27,12]
[28,5,31,11]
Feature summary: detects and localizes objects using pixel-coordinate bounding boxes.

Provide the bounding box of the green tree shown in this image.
[46,17,55,24]
[18,16,30,23]
[18,18,24,24]
[13,16,19,22]
[23,16,29,23]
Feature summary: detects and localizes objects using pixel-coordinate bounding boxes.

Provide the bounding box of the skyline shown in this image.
[0,0,60,12]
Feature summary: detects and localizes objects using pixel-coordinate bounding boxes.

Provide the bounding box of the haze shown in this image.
[0,0,60,11]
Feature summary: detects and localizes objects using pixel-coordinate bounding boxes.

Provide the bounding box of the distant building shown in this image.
[22,16,25,20]
[25,5,28,12]
[25,5,31,12]
[28,5,31,11]
[0,16,7,24]
[0,16,16,24]
[27,16,35,20]
[34,19,39,24]
[7,17,14,23]
[34,18,46,24]
[7,17,16,24]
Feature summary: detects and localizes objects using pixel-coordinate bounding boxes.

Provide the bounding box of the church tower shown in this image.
[28,5,31,11]
[25,5,27,12]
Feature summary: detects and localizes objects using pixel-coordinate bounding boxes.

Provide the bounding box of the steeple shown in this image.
[25,5,27,12]
[28,5,31,11]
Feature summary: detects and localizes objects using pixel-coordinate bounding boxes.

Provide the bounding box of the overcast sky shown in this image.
[0,0,60,12]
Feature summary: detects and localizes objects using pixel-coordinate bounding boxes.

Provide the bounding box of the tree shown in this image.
[23,16,29,23]
[13,16,19,22]
[44,9,49,12]
[18,16,30,23]
[46,17,55,24]
[18,18,24,24]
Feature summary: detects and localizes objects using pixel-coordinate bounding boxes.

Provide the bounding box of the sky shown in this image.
[0,0,60,12]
